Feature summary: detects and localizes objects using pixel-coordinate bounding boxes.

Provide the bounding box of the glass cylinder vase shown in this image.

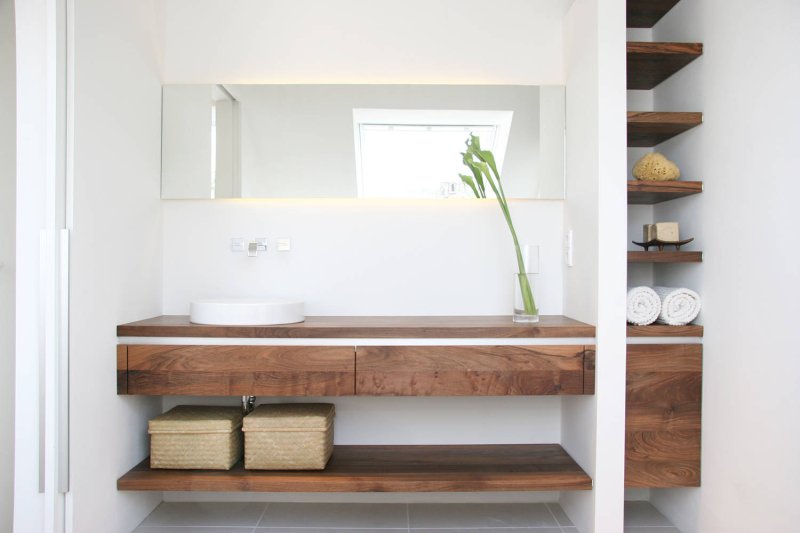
[513,272,539,323]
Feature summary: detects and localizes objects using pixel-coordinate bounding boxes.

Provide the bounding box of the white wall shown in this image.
[162,200,564,316]
[68,0,165,532]
[646,1,800,531]
[560,0,627,532]
[161,85,214,199]
[0,0,16,529]
[162,0,570,85]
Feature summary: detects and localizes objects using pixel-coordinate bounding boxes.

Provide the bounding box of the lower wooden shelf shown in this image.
[117,444,592,492]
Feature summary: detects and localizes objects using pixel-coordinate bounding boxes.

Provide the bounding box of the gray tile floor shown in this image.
[132,501,679,533]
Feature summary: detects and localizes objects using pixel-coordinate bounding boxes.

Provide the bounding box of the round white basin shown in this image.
[190,298,305,326]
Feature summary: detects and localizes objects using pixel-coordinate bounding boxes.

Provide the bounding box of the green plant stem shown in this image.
[492,183,538,317]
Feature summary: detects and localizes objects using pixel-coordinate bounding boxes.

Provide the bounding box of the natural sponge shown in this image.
[632,152,681,181]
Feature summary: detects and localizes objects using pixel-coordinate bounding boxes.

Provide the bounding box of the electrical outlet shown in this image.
[231,238,245,252]
[276,238,291,252]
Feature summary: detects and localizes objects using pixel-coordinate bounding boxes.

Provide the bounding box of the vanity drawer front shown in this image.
[355,345,590,396]
[625,343,702,487]
[123,345,355,396]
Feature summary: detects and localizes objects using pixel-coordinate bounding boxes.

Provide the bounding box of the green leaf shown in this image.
[463,153,486,197]
[459,173,480,198]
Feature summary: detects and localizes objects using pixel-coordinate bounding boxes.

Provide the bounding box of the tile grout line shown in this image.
[253,501,270,531]
[406,503,411,533]
[544,502,565,532]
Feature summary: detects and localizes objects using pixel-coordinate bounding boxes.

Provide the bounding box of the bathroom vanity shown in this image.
[116,315,596,492]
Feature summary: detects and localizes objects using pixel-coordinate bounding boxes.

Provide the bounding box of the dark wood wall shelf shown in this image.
[628,42,703,90]
[628,180,703,204]
[117,444,593,493]
[627,0,681,28]
[628,251,702,263]
[627,324,703,338]
[118,315,595,339]
[628,112,702,147]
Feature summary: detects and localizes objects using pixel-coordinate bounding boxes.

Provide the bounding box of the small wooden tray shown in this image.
[632,237,694,251]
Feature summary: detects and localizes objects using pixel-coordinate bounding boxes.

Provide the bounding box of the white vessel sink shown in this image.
[190,298,305,326]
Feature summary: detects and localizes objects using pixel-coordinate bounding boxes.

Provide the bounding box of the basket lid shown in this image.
[243,403,335,431]
[148,405,243,434]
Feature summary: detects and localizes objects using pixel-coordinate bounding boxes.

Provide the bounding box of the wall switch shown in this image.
[276,238,291,252]
[564,230,573,267]
[253,238,267,251]
[231,238,245,252]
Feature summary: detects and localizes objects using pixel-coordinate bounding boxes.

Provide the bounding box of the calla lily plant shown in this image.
[459,134,538,317]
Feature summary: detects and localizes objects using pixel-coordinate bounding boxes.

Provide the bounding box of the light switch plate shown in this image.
[231,238,245,252]
[276,238,291,252]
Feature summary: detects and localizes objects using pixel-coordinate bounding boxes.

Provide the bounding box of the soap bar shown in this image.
[654,222,680,241]
[643,224,657,241]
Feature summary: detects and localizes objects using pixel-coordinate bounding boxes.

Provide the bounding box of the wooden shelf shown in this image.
[117,315,596,339]
[627,0,681,28]
[627,324,703,337]
[628,42,703,90]
[628,251,703,263]
[627,180,703,204]
[628,112,702,147]
[117,444,592,492]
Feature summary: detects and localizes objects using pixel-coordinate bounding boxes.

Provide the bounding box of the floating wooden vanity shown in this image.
[116,315,596,492]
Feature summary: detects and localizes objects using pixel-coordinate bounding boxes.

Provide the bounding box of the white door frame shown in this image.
[14,0,70,531]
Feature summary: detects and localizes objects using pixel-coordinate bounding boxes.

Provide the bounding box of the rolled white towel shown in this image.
[627,286,661,326]
[653,286,701,326]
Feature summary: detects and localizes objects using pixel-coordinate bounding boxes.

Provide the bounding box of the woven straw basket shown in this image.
[243,403,335,470]
[149,405,243,470]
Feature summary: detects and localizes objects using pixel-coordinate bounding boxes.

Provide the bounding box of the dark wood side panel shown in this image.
[125,345,355,396]
[117,345,128,394]
[356,345,587,396]
[118,444,592,492]
[626,344,702,487]
[583,347,595,395]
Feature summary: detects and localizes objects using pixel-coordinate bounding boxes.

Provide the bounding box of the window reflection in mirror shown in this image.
[160,85,565,200]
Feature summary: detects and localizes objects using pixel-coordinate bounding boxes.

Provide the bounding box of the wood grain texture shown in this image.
[626,344,702,487]
[627,0,681,28]
[627,324,703,337]
[627,42,703,90]
[123,345,355,396]
[628,251,703,263]
[583,348,595,395]
[627,112,702,147]
[117,315,596,339]
[355,345,589,396]
[117,444,592,492]
[627,180,703,205]
[117,345,128,394]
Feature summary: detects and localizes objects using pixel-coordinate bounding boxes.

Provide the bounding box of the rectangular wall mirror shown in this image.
[161,84,566,200]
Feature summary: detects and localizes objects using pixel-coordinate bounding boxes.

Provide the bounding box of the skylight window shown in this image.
[353,109,513,198]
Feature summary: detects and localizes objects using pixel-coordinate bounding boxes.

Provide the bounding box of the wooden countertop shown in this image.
[117,315,595,339]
